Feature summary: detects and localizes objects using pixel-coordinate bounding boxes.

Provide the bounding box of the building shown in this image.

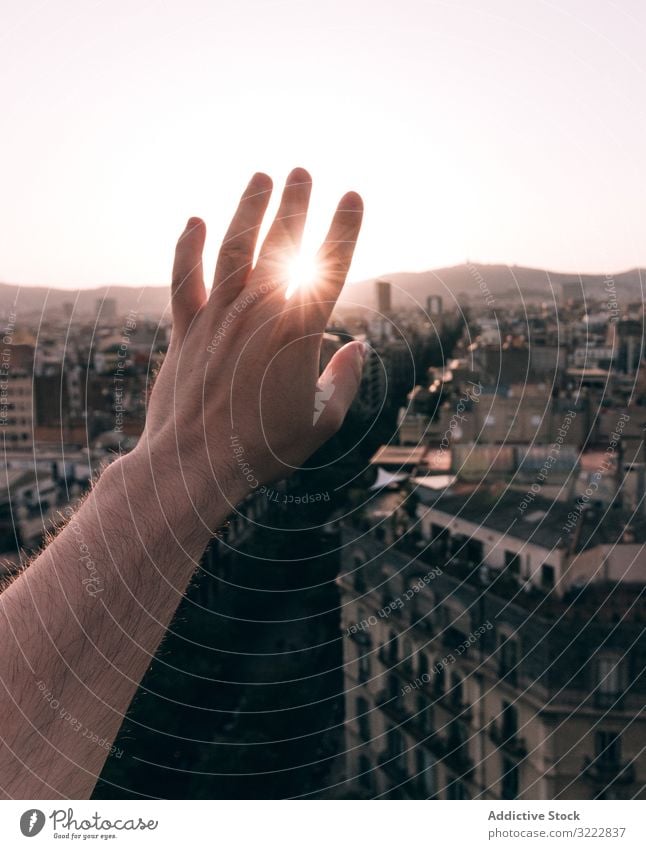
[356,344,388,418]
[426,295,444,332]
[0,345,35,452]
[340,485,646,799]
[609,320,644,374]
[376,280,392,315]
[0,373,33,451]
[427,295,443,316]
[428,386,588,448]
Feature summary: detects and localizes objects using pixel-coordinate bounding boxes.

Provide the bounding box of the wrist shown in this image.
[103,434,243,544]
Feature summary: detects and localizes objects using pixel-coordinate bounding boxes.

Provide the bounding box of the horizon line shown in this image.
[1,261,645,293]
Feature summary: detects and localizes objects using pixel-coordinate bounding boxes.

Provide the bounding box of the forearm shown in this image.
[0,441,235,799]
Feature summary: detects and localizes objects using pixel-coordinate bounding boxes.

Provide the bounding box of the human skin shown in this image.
[0,168,364,798]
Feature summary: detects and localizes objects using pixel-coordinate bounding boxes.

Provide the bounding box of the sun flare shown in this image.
[285,253,321,299]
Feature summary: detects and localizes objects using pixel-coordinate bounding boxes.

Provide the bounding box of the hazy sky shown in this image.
[2,0,646,290]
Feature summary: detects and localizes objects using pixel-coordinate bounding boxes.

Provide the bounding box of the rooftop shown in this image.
[369,445,428,469]
[425,488,646,553]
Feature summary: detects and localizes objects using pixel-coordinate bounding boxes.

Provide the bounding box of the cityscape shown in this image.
[1,265,644,799]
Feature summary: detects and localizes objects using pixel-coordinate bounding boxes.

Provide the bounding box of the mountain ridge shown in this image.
[0,263,643,316]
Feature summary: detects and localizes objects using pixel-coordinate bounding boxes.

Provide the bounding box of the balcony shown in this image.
[381,596,406,620]
[582,756,635,787]
[412,776,437,799]
[375,688,389,706]
[441,740,475,779]
[440,695,473,723]
[411,614,434,636]
[375,690,409,724]
[398,656,416,677]
[378,646,398,666]
[348,629,371,648]
[444,625,472,653]
[402,707,440,746]
[489,721,528,759]
[422,732,447,759]
[377,751,409,785]
[411,730,474,779]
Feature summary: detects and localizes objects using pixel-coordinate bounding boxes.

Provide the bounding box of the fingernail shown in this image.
[357,341,370,369]
[287,167,311,187]
[186,217,201,229]
[341,191,363,211]
[251,171,271,186]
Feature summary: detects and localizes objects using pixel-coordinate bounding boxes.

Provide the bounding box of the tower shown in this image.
[376,279,392,315]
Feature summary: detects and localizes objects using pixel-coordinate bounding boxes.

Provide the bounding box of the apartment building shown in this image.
[340,486,646,799]
[0,373,33,450]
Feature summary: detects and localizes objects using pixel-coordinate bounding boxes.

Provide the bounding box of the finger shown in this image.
[212,172,273,302]
[255,167,312,280]
[313,340,367,436]
[298,191,363,326]
[171,217,207,336]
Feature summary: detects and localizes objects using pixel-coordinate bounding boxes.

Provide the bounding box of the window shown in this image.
[595,655,625,705]
[358,755,373,791]
[353,552,367,589]
[418,651,429,678]
[387,726,405,762]
[450,672,464,708]
[411,586,431,622]
[358,651,371,683]
[431,523,445,541]
[444,600,470,647]
[450,534,466,557]
[387,631,399,664]
[403,638,413,670]
[357,697,371,742]
[448,719,467,750]
[500,700,518,740]
[598,657,621,693]
[388,673,400,700]
[434,664,445,695]
[466,537,484,565]
[541,563,555,590]
[504,550,520,576]
[416,748,436,796]
[446,778,469,799]
[595,731,621,765]
[498,632,519,684]
[501,755,519,799]
[416,694,432,733]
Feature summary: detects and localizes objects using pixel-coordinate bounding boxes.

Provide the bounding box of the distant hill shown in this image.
[0,264,644,318]
[0,283,171,319]
[340,264,646,311]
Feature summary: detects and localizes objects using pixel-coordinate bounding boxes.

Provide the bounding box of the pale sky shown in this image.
[2,0,646,290]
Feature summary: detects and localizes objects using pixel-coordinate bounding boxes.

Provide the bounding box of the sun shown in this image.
[285,252,321,299]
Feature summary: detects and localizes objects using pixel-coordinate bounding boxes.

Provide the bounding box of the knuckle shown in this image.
[323,256,348,285]
[218,242,252,279]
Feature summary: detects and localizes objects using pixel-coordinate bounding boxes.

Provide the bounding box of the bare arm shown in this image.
[0,169,364,798]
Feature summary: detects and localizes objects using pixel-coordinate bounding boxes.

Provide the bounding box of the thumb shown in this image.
[313,341,368,434]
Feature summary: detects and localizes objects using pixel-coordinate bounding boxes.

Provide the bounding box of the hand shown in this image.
[138,168,365,521]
